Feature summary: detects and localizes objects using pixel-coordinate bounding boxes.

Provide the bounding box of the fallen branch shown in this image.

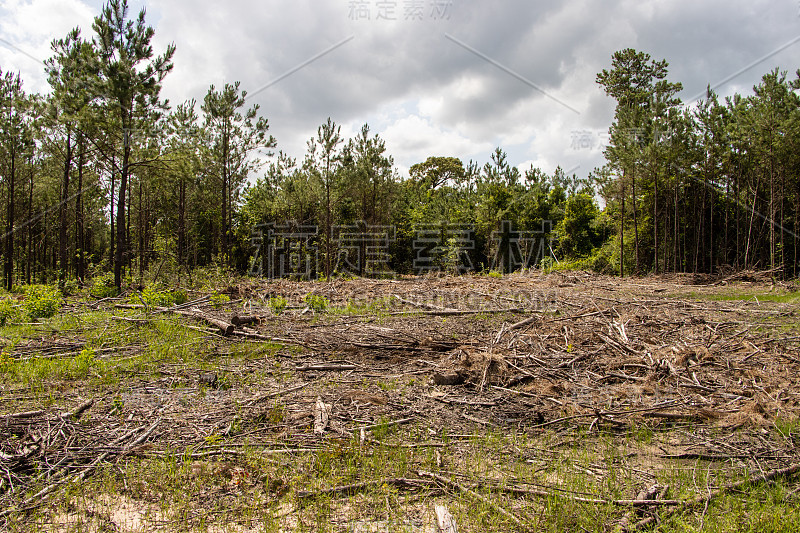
[297,477,433,499]
[629,463,800,531]
[296,364,357,372]
[359,417,414,431]
[242,383,309,406]
[418,470,525,527]
[115,303,235,336]
[60,398,94,420]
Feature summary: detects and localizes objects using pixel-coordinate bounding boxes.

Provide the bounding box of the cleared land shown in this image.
[2,271,800,532]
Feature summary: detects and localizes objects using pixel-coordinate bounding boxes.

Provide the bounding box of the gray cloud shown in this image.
[2,0,799,180]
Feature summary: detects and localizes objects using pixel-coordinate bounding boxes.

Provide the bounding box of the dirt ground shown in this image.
[3,270,800,531]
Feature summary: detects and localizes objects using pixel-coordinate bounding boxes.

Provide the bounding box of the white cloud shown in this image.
[1,0,798,182]
[0,0,95,92]
[381,113,494,174]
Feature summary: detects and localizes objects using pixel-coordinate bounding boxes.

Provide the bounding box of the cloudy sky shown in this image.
[1,0,799,180]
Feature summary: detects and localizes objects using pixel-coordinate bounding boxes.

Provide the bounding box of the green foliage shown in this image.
[74,347,98,375]
[60,278,79,297]
[134,286,187,308]
[303,293,328,312]
[549,244,617,275]
[22,285,63,320]
[0,350,14,374]
[556,192,605,258]
[90,273,117,298]
[269,295,288,315]
[0,298,20,326]
[438,236,465,275]
[210,291,230,308]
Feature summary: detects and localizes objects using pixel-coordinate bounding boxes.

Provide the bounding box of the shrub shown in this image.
[269,296,288,315]
[303,293,328,312]
[210,291,230,308]
[0,351,14,374]
[0,298,19,326]
[89,273,117,298]
[23,285,63,320]
[134,286,187,308]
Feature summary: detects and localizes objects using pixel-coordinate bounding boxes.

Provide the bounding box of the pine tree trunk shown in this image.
[620,175,625,278]
[178,175,186,266]
[110,155,115,268]
[114,141,130,290]
[5,144,16,291]
[75,134,85,283]
[654,158,659,274]
[632,167,639,273]
[27,166,33,284]
[59,128,72,286]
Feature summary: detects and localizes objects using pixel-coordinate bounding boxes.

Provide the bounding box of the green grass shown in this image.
[6,421,800,532]
[679,288,800,304]
[3,283,800,532]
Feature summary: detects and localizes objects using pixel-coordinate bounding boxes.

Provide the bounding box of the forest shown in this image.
[2,0,800,292]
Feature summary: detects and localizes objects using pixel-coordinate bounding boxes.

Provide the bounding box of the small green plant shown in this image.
[74,347,98,376]
[89,273,117,298]
[134,286,187,308]
[22,285,63,320]
[0,298,20,326]
[204,433,223,445]
[372,416,397,440]
[303,293,328,313]
[269,295,288,315]
[61,278,79,296]
[438,236,464,275]
[210,291,230,308]
[109,396,125,416]
[774,417,800,440]
[487,270,503,278]
[0,350,14,374]
[268,404,286,424]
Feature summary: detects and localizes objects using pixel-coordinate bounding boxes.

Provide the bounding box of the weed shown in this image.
[210,291,230,308]
[303,293,329,312]
[134,286,188,308]
[0,298,19,325]
[774,416,800,440]
[0,350,13,373]
[627,422,654,444]
[22,284,63,320]
[269,295,288,315]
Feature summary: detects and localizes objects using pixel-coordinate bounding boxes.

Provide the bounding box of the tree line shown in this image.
[596,49,800,278]
[1,1,798,291]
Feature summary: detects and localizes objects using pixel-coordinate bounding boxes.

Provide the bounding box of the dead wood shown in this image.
[242,383,309,405]
[115,303,235,335]
[435,504,459,533]
[230,314,263,327]
[296,364,358,372]
[296,477,433,499]
[418,470,525,527]
[628,463,800,531]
